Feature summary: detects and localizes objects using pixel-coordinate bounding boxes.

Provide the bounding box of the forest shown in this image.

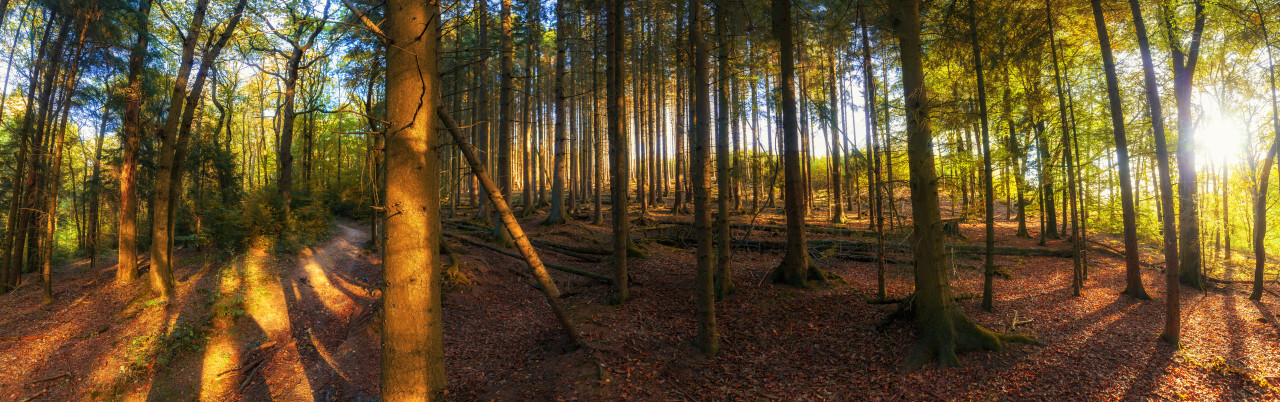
[0,0,1278,399]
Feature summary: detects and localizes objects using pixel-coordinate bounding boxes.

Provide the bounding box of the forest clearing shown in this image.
[3,0,1280,399]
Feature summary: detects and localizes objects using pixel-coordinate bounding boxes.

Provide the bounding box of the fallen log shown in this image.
[727,238,1074,258]
[727,222,879,237]
[529,240,611,256]
[446,231,614,284]
[445,219,608,262]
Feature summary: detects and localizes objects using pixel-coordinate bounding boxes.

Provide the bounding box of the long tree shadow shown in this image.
[274,240,376,400]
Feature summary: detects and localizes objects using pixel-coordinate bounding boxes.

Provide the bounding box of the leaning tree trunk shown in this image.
[1127,0,1175,306]
[149,0,210,300]
[1091,0,1149,300]
[892,0,1036,370]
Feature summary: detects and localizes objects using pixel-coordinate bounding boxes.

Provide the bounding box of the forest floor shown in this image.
[2,196,1279,400]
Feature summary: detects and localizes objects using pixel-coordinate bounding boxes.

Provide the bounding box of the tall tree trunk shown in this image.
[672,9,688,215]
[1251,0,1278,301]
[381,0,445,397]
[827,55,844,223]
[768,0,826,286]
[149,0,211,300]
[713,1,733,298]
[1092,0,1149,300]
[1050,2,1086,297]
[691,0,718,355]
[495,0,516,246]
[607,0,631,304]
[1165,0,1207,290]
[2,14,50,292]
[968,0,997,312]
[521,0,539,216]
[545,0,571,225]
[859,1,884,299]
[893,0,1034,369]
[88,107,107,272]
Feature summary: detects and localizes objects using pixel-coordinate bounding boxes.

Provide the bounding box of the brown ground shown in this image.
[2,195,1278,400]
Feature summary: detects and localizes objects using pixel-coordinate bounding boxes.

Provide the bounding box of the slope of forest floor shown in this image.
[2,200,1279,400]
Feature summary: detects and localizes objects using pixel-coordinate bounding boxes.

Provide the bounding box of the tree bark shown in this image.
[607,0,630,304]
[381,0,445,397]
[545,0,571,225]
[892,0,1035,370]
[1252,0,1279,302]
[767,0,825,287]
[713,1,733,299]
[1165,0,1207,290]
[1091,0,1149,300]
[690,0,719,355]
[967,0,996,313]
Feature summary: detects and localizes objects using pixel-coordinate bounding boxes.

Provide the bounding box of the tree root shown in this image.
[765,263,843,288]
[904,304,1040,371]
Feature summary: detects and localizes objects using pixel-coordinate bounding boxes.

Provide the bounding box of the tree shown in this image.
[1164,0,1208,290]
[495,0,516,247]
[257,0,332,231]
[890,0,1036,369]
[381,0,445,397]
[545,0,572,225]
[1127,0,1178,333]
[690,0,718,355]
[767,0,827,287]
[1251,0,1278,302]
[968,0,996,312]
[714,0,733,298]
[115,0,150,285]
[1090,0,1148,300]
[607,0,630,304]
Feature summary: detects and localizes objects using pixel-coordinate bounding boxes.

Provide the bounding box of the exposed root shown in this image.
[904,305,1040,371]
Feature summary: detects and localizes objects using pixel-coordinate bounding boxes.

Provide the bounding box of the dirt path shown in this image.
[0,221,383,401]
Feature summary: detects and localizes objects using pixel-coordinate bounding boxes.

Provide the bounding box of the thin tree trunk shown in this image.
[607,0,630,304]
[691,0,718,355]
[545,0,571,225]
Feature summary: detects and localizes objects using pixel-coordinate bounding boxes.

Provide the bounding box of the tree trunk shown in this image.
[691,0,719,355]
[968,0,997,312]
[545,0,571,225]
[767,0,826,286]
[148,0,211,300]
[607,0,630,304]
[1251,0,1278,302]
[713,1,733,299]
[893,0,1035,370]
[1049,2,1087,297]
[1166,0,1207,290]
[495,0,516,246]
[1092,0,1150,300]
[827,55,844,223]
[381,0,445,397]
